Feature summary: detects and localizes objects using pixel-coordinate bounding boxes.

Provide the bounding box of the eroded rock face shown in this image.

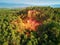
[23,17,42,31]
[21,10,42,31]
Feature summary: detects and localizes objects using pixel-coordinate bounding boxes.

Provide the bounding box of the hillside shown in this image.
[0,6,60,45]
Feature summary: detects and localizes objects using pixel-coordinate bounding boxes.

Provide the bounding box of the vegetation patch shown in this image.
[0,7,60,45]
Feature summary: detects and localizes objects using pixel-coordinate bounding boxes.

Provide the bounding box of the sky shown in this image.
[0,0,60,4]
[0,0,60,8]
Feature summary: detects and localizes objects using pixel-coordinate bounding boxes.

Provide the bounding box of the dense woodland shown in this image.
[0,6,60,45]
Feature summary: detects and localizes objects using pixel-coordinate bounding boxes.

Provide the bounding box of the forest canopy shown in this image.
[0,6,60,45]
